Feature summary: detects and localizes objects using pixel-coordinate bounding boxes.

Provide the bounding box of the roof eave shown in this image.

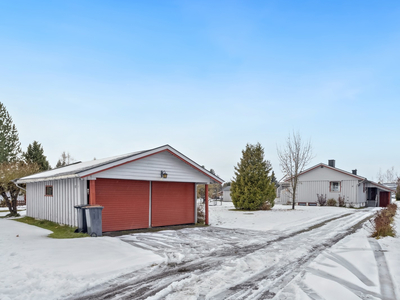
[15,174,79,184]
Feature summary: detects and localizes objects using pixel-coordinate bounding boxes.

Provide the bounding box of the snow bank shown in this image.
[377,202,400,298]
[0,219,164,300]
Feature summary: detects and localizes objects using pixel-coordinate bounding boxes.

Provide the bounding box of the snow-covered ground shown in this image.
[0,206,26,217]
[211,202,358,232]
[1,203,399,299]
[0,217,163,300]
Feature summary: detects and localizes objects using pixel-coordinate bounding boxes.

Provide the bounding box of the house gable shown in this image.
[298,164,362,182]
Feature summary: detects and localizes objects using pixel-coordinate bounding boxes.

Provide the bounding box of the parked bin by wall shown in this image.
[85,205,104,237]
[74,205,89,233]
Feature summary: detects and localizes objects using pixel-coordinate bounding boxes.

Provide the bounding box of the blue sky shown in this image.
[1,1,399,182]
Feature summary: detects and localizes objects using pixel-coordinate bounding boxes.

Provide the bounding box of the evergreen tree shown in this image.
[0,102,21,163]
[22,141,51,171]
[231,143,276,210]
[271,171,279,188]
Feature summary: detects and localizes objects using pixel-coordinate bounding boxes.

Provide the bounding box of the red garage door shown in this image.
[151,182,195,227]
[95,178,149,232]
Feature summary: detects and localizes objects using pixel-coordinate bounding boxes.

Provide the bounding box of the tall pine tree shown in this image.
[0,102,21,162]
[231,143,276,210]
[23,141,51,171]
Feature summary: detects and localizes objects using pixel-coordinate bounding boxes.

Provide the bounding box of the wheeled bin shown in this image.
[74,204,89,233]
[85,205,104,237]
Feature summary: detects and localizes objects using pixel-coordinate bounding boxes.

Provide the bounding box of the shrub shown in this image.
[338,195,346,207]
[0,200,6,207]
[317,194,327,206]
[327,198,337,206]
[231,143,276,210]
[259,202,272,210]
[371,204,398,238]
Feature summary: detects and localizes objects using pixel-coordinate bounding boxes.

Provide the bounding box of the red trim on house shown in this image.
[81,148,222,184]
[166,150,223,184]
[285,163,365,182]
[329,181,341,192]
[45,185,53,197]
[89,180,96,205]
[369,181,396,193]
[205,184,209,225]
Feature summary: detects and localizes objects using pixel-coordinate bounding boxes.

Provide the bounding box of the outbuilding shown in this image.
[222,185,232,202]
[15,145,223,231]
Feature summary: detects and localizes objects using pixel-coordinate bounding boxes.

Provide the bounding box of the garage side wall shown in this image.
[26,178,86,226]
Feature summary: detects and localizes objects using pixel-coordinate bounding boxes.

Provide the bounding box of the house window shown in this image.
[330,181,340,192]
[45,185,53,196]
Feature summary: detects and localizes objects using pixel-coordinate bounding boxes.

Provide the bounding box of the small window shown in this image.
[330,181,340,192]
[45,185,53,196]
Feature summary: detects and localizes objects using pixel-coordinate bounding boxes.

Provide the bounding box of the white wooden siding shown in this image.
[280,180,360,204]
[26,178,86,226]
[299,166,359,181]
[223,191,232,202]
[89,151,212,183]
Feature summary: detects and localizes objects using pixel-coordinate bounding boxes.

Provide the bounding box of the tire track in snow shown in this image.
[70,211,373,300]
[368,239,396,300]
[210,213,374,300]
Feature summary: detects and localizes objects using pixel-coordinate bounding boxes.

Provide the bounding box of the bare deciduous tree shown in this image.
[377,166,398,183]
[277,132,314,209]
[55,151,75,168]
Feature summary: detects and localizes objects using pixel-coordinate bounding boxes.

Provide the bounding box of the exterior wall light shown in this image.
[161,170,168,178]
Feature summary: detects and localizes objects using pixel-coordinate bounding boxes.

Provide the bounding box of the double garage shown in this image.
[96,179,195,231]
[16,145,222,232]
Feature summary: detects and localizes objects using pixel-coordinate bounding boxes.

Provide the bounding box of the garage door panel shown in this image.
[152,182,194,227]
[95,178,149,231]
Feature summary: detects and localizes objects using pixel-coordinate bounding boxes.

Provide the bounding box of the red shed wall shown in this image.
[151,181,195,227]
[95,178,149,232]
[379,191,390,207]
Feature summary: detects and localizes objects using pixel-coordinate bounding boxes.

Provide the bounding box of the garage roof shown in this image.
[15,145,223,184]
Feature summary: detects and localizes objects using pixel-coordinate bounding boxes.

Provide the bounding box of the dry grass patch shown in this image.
[371,203,398,238]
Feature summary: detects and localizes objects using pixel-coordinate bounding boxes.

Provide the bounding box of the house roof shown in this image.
[295,163,366,180]
[15,145,224,184]
[284,162,396,193]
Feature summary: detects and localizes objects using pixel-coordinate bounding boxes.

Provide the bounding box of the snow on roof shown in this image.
[16,150,145,182]
[15,145,224,184]
[281,162,396,193]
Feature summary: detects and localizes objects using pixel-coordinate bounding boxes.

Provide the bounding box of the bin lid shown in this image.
[74,204,89,208]
[85,205,104,209]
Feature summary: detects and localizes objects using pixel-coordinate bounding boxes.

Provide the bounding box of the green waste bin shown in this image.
[85,205,104,237]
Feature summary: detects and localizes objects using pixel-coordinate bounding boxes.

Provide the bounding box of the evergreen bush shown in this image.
[231,143,276,210]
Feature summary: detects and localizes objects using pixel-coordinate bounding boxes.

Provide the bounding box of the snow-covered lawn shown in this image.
[1,202,399,299]
[0,206,26,217]
[210,202,359,232]
[0,218,163,300]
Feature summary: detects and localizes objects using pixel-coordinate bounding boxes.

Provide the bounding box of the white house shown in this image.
[14,145,223,231]
[276,160,395,208]
[222,185,232,202]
